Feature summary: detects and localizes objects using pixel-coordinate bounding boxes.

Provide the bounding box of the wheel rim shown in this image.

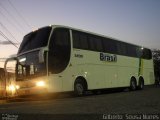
[131,81,136,90]
[140,81,144,88]
[76,83,83,95]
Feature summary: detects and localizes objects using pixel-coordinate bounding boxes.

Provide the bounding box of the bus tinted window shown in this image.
[54,29,70,46]
[127,44,138,57]
[80,33,89,49]
[18,27,51,53]
[94,37,103,52]
[142,48,152,59]
[73,31,80,48]
[31,27,51,48]
[72,29,152,59]
[88,35,103,52]
[103,38,117,54]
[49,28,71,73]
[73,31,89,50]
[117,42,127,56]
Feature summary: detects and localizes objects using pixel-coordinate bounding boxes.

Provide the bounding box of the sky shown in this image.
[0,0,160,67]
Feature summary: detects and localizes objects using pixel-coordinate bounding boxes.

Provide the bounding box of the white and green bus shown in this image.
[5,25,155,96]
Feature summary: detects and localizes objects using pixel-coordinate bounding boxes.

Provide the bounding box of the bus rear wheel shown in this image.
[138,78,144,90]
[130,78,137,91]
[74,79,86,96]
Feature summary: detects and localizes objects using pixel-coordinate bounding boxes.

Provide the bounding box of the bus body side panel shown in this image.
[48,61,74,92]
[142,59,155,85]
[117,55,139,87]
[48,75,63,92]
[72,49,120,90]
[72,49,105,90]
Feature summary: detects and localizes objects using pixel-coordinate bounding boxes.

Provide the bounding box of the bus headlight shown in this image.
[8,85,16,92]
[36,81,45,87]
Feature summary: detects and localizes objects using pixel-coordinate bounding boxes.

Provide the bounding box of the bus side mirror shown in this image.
[39,50,45,63]
[39,48,48,63]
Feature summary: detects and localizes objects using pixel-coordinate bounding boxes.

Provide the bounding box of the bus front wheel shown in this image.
[74,79,86,96]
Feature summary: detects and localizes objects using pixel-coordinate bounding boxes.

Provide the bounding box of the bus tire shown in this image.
[130,77,137,91]
[74,78,87,96]
[138,77,144,90]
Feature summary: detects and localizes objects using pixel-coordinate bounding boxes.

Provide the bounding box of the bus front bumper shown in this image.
[15,80,49,96]
[16,86,48,96]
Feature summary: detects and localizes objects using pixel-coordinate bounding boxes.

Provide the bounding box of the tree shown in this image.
[152,49,160,85]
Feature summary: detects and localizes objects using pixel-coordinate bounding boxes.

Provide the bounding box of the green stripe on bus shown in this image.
[138,58,143,76]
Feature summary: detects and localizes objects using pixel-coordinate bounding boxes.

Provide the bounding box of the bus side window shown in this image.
[126,44,138,57]
[73,31,81,49]
[103,38,117,54]
[142,48,152,59]
[79,33,89,50]
[88,35,103,52]
[49,28,71,73]
[117,42,127,56]
[73,31,89,50]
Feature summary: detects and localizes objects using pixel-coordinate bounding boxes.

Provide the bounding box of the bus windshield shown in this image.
[16,51,46,81]
[18,26,51,54]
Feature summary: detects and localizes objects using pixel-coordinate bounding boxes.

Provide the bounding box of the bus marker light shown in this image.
[16,85,20,89]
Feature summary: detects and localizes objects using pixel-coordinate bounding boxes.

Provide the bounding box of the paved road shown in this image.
[0,86,160,120]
